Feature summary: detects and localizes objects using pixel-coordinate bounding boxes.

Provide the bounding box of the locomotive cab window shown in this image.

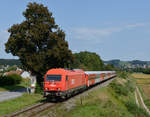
[46,75,61,81]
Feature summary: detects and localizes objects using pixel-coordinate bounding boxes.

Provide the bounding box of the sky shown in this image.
[0,0,150,61]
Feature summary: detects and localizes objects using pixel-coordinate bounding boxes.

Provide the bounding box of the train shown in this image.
[43,68,116,99]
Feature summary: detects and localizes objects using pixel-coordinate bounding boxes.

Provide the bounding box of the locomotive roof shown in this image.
[46,68,84,75]
[46,69,115,75]
[85,71,115,75]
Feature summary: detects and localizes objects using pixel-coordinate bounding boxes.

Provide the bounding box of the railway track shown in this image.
[8,102,56,117]
[8,77,115,117]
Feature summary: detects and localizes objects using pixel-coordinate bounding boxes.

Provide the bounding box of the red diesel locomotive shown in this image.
[43,68,116,99]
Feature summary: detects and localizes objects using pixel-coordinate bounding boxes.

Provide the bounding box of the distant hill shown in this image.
[129,60,150,65]
[1,58,150,68]
[0,59,21,66]
[104,59,150,68]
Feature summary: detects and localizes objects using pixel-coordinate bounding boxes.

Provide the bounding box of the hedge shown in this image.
[0,74,22,86]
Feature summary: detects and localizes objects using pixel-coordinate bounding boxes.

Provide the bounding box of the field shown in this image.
[132,73,150,110]
[132,73,150,79]
[142,85,150,99]
[132,73,150,99]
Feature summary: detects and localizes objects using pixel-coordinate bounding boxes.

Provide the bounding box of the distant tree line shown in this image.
[71,51,115,71]
[1,51,115,71]
[130,68,150,74]
[0,59,21,66]
[104,60,150,67]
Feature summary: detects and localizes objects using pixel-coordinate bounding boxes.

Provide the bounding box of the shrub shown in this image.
[118,72,128,79]
[125,101,149,117]
[0,74,22,86]
[109,73,135,96]
[110,81,128,96]
[125,80,135,92]
[0,75,5,85]
[144,99,150,110]
[35,83,43,94]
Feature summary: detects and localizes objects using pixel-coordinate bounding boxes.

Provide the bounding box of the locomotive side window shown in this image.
[66,76,68,81]
[46,75,61,81]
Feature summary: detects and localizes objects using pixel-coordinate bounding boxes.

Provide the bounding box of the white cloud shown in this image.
[72,28,119,40]
[68,22,149,41]
[125,23,148,29]
[70,27,121,41]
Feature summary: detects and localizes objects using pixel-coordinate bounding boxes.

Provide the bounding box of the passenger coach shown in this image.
[43,68,116,99]
[85,71,116,87]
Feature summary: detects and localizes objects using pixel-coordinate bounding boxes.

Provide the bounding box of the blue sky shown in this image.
[0,0,150,61]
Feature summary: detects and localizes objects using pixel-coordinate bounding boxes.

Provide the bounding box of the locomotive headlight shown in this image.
[45,88,48,90]
[57,88,61,90]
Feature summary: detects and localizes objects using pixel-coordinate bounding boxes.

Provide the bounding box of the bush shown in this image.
[0,74,22,86]
[110,81,128,96]
[35,83,43,94]
[144,99,150,110]
[125,80,135,93]
[118,72,128,79]
[125,101,149,117]
[0,75,5,85]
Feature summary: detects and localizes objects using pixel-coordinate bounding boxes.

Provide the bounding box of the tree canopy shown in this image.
[5,2,74,83]
[72,51,104,71]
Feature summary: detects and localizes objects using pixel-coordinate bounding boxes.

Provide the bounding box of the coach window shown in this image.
[66,76,68,81]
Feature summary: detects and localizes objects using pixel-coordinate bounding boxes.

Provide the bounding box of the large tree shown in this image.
[5,2,74,84]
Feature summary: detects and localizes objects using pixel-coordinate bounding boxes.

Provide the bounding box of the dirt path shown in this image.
[135,91,139,106]
[135,87,150,115]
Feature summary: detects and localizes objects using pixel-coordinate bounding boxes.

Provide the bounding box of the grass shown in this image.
[0,78,43,117]
[0,78,30,91]
[63,79,137,117]
[38,74,149,117]
[0,93,43,116]
[40,87,133,117]
[65,103,130,117]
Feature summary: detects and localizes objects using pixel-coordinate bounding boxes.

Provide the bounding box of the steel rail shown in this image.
[9,102,56,117]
